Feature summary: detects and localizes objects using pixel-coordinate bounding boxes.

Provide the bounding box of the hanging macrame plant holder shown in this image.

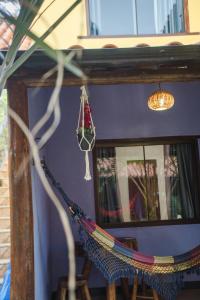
[77,86,96,181]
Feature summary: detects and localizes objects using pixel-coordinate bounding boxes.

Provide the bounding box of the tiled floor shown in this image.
[52,288,200,299]
[176,289,200,300]
[91,289,200,300]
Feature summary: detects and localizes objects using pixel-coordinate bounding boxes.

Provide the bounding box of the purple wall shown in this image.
[29,82,200,294]
[28,89,51,300]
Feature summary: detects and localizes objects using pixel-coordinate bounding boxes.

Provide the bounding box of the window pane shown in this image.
[116,146,148,222]
[128,159,159,221]
[89,0,135,35]
[164,143,198,219]
[136,0,185,34]
[136,0,156,34]
[155,0,185,34]
[96,147,120,224]
[88,0,185,36]
[96,146,161,224]
[95,141,199,226]
[144,145,167,220]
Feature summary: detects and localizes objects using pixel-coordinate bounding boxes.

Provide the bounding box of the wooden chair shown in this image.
[56,243,92,300]
[118,237,159,300]
[131,276,159,300]
[130,240,159,300]
[106,237,139,300]
[118,237,138,300]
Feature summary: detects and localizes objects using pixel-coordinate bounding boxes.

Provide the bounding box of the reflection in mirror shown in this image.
[94,139,200,227]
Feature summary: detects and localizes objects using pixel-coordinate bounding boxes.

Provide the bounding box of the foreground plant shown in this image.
[0,1,84,299]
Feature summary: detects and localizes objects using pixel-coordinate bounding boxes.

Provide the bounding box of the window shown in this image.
[93,138,200,227]
[88,0,186,36]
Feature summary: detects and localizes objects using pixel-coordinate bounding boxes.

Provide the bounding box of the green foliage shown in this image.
[0,0,83,92]
[0,3,83,298]
[0,0,84,163]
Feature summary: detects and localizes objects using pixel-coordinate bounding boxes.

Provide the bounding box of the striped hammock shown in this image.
[42,161,200,300]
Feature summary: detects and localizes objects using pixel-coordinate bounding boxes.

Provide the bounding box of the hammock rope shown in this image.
[41,160,200,300]
[76,86,96,181]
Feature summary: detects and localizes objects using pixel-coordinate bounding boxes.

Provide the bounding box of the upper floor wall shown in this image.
[32,0,200,49]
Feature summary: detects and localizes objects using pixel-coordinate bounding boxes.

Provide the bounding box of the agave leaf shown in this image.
[4,0,84,79]
[1,0,45,67]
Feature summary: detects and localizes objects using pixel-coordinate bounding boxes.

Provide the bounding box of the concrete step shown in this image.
[0,187,9,197]
[0,177,9,183]
[0,188,9,197]
[0,192,10,197]
[0,246,10,259]
[0,243,10,248]
[0,195,10,198]
[0,261,9,278]
[0,184,9,190]
[0,230,10,244]
[0,197,10,206]
[0,163,8,169]
[0,169,8,175]
[0,174,8,181]
[0,258,9,264]
[0,248,10,260]
[0,206,10,217]
[0,187,9,191]
[0,217,10,229]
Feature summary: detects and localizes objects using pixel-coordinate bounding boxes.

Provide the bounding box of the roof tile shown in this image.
[0,21,32,50]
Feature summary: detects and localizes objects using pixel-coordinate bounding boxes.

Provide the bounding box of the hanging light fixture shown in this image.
[148,84,175,111]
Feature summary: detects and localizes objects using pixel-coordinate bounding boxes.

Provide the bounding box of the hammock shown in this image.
[41,161,200,300]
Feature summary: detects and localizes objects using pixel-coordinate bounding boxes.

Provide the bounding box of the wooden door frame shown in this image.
[7,80,34,300]
[6,46,200,300]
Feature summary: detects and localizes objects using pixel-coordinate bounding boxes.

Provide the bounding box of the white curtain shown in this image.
[89,0,102,35]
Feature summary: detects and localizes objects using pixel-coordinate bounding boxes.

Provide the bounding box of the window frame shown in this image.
[86,0,190,37]
[93,136,200,228]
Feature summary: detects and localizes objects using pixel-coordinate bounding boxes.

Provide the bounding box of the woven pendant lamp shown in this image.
[148,84,174,111]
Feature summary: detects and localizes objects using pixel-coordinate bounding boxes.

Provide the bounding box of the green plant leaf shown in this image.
[1,1,44,67]
[1,0,84,79]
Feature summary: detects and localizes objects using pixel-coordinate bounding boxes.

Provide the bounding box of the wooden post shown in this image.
[152,289,160,300]
[7,80,34,300]
[107,283,116,300]
[131,276,138,300]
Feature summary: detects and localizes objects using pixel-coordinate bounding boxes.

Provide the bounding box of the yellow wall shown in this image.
[188,0,200,32]
[32,0,200,49]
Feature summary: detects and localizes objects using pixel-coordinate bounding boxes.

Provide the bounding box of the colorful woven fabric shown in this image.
[42,161,200,300]
[80,217,200,274]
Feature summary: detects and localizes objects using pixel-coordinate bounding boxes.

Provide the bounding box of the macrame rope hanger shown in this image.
[77,85,96,181]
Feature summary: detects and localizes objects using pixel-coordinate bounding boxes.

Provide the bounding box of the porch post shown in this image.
[7,80,34,300]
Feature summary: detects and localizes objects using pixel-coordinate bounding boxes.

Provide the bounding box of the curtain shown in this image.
[89,0,101,35]
[153,0,184,34]
[168,143,199,219]
[97,147,122,224]
[176,143,199,218]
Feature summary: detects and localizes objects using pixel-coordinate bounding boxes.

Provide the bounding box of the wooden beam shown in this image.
[7,80,34,300]
[15,71,200,87]
[5,45,200,87]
